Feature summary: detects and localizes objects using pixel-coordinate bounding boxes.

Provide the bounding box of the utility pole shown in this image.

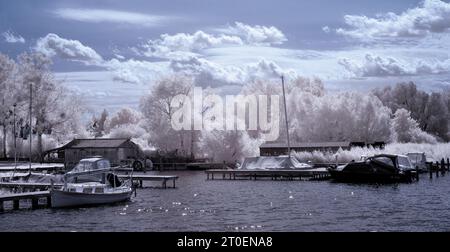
[281,76,291,158]
[29,83,32,175]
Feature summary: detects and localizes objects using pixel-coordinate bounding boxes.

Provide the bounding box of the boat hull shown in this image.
[328,169,415,183]
[51,189,132,208]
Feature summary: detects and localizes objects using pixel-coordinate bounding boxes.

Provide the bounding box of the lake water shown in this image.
[1,171,450,232]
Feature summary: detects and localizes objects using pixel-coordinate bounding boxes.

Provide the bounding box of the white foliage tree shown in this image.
[390,108,437,143]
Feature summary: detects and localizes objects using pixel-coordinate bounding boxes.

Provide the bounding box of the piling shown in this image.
[436,161,439,177]
[430,163,433,179]
[441,158,446,176]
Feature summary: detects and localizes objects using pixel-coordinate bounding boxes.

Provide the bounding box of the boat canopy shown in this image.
[240,156,312,170]
[66,158,111,176]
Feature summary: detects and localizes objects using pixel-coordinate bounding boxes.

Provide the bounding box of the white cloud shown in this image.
[2,31,25,43]
[219,22,287,45]
[322,26,331,33]
[169,56,296,87]
[53,8,171,27]
[138,22,287,60]
[338,53,450,77]
[35,33,103,64]
[335,0,450,40]
[140,31,244,59]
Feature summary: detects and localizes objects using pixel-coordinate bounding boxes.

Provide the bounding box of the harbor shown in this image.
[3,169,450,231]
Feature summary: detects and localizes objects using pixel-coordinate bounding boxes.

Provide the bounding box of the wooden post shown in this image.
[139,180,143,188]
[436,161,439,177]
[47,196,52,207]
[447,158,450,171]
[13,200,19,210]
[441,158,446,175]
[0,201,4,212]
[415,166,419,181]
[31,198,39,209]
[429,163,433,179]
[173,179,176,188]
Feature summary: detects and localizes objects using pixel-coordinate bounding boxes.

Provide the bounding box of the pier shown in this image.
[118,174,178,188]
[205,168,331,181]
[0,191,51,212]
[0,182,62,192]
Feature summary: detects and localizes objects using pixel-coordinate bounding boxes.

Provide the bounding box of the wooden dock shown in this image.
[0,182,62,192]
[205,168,330,181]
[117,174,178,189]
[0,191,51,212]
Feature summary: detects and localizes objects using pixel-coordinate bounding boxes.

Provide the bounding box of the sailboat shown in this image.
[51,157,133,208]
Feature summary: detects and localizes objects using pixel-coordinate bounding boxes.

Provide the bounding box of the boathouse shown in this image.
[44,138,146,170]
[259,141,385,156]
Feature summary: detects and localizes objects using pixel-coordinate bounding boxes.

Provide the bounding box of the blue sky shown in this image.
[1,0,450,112]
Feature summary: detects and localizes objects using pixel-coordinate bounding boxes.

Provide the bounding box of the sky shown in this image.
[1,0,450,113]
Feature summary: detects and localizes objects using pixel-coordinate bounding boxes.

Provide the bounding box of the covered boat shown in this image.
[240,156,312,170]
[328,154,418,183]
[51,157,133,208]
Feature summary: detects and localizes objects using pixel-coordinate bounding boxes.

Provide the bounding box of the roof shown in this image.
[61,138,133,149]
[260,142,351,149]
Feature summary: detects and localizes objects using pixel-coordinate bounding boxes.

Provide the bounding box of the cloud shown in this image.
[52,8,171,27]
[140,31,244,59]
[138,22,287,60]
[2,31,25,43]
[35,33,103,64]
[219,22,287,45]
[334,0,450,40]
[338,54,450,77]
[105,59,167,84]
[169,56,295,87]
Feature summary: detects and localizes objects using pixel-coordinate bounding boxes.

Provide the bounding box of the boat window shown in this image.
[72,161,94,172]
[398,157,412,170]
[372,156,394,167]
[97,160,110,169]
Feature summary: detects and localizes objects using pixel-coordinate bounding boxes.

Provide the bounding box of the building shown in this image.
[259,141,385,156]
[44,138,147,170]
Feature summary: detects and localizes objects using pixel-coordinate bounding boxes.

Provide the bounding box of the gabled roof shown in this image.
[61,138,132,149]
[260,142,351,149]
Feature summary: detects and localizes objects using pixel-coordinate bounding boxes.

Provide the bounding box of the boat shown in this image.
[328,154,418,183]
[405,152,428,172]
[51,157,133,208]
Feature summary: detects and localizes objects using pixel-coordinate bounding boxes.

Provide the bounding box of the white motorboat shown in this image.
[51,157,133,208]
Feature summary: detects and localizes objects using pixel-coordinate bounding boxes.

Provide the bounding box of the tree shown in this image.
[390,108,436,143]
[0,53,16,158]
[109,107,141,130]
[140,75,194,157]
[18,52,85,161]
[373,82,450,141]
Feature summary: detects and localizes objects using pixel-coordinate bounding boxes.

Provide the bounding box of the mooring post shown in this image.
[31,198,38,209]
[0,201,4,212]
[447,158,450,171]
[429,163,433,179]
[441,158,446,176]
[415,166,419,181]
[47,196,51,207]
[436,161,439,177]
[13,200,19,210]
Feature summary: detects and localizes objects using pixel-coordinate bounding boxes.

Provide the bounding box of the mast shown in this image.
[29,83,32,175]
[281,76,291,158]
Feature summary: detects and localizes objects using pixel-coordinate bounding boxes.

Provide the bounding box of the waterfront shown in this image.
[1,171,450,232]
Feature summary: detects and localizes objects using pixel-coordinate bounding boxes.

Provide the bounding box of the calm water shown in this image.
[1,171,450,232]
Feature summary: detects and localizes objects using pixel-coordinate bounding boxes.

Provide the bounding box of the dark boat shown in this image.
[328,154,418,183]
